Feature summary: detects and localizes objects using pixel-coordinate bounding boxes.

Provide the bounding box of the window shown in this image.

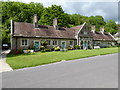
[69,41,73,46]
[47,40,51,45]
[53,40,58,45]
[21,39,28,46]
[94,41,96,46]
[83,32,88,35]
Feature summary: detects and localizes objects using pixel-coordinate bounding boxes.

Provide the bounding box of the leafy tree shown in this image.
[105,20,117,34]
[1,1,117,44]
[88,16,106,31]
[2,25,10,43]
[39,5,70,27]
[69,14,88,26]
[1,1,43,43]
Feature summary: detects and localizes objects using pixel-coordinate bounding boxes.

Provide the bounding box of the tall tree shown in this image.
[69,14,88,26]
[105,20,117,34]
[2,1,43,43]
[39,5,70,27]
[88,16,106,31]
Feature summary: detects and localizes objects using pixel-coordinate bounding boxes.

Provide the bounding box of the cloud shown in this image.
[41,1,118,22]
[3,0,118,23]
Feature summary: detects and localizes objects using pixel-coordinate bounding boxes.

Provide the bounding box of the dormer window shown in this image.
[83,32,88,35]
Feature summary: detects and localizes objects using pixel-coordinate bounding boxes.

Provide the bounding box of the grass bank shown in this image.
[7,47,118,69]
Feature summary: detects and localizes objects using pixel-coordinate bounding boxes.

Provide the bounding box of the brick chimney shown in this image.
[53,18,58,30]
[91,25,96,33]
[33,14,38,28]
[100,26,104,34]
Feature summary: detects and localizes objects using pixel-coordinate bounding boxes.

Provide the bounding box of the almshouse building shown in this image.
[10,14,116,51]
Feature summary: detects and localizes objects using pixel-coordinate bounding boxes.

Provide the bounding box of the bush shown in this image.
[18,49,23,54]
[30,46,35,50]
[53,46,60,51]
[41,40,48,48]
[15,49,23,54]
[41,50,46,53]
[15,51,20,54]
[74,45,80,49]
[40,46,45,50]
[67,46,74,50]
[45,49,51,52]
[40,46,46,52]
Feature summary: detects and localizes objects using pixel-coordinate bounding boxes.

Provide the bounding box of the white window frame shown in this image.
[83,31,88,35]
[46,40,51,46]
[21,39,28,46]
[52,40,58,46]
[69,40,74,46]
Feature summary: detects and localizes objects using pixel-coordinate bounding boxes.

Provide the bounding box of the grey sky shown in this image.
[3,0,119,23]
[43,2,118,23]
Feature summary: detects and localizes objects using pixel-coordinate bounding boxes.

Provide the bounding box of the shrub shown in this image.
[18,49,23,54]
[41,40,48,48]
[67,46,74,50]
[74,45,80,49]
[15,51,19,54]
[53,46,60,51]
[31,46,35,50]
[41,50,46,53]
[88,46,92,49]
[45,49,51,52]
[40,46,45,50]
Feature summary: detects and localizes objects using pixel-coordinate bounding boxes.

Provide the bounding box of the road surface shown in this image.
[2,54,118,88]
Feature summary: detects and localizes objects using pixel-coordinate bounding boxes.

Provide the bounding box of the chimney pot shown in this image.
[33,14,38,28]
[91,25,95,33]
[53,18,58,30]
[100,26,104,34]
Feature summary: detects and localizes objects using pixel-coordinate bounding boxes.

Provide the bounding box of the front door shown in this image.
[61,41,66,49]
[34,41,40,51]
[84,41,87,49]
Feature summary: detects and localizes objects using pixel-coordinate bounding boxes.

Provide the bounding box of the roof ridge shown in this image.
[14,21,33,25]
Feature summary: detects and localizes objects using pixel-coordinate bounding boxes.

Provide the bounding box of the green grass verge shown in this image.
[6,47,118,69]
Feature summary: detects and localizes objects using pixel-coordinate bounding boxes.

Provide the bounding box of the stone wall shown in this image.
[11,37,76,50]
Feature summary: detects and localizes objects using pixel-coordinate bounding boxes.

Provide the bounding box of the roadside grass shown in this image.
[6,47,118,69]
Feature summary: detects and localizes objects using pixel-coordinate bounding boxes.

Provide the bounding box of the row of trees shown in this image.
[1,1,118,43]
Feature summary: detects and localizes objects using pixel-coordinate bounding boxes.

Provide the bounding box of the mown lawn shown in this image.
[7,47,118,69]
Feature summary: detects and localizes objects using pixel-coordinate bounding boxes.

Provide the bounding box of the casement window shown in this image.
[83,32,88,35]
[47,40,51,45]
[53,40,58,45]
[94,41,96,46]
[69,41,73,46]
[21,39,28,46]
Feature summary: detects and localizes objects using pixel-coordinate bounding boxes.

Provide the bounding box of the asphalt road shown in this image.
[2,54,118,88]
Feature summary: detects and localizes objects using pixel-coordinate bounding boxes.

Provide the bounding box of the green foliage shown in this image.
[105,20,117,34]
[67,46,74,50]
[69,14,88,25]
[40,46,45,52]
[53,46,60,51]
[39,5,70,27]
[74,45,80,49]
[2,1,43,43]
[41,40,48,48]
[2,25,10,43]
[2,1,118,44]
[18,49,24,54]
[88,16,106,31]
[45,49,51,52]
